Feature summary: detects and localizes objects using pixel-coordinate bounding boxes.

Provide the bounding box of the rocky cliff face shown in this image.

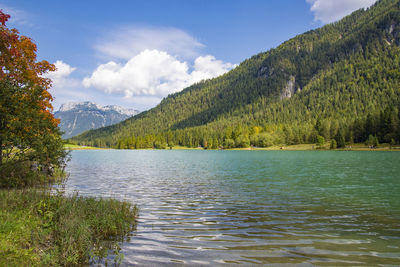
[280,76,297,100]
[54,102,139,139]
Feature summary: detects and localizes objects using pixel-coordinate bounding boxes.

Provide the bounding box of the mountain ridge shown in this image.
[70,0,400,148]
[58,101,138,116]
[55,101,139,139]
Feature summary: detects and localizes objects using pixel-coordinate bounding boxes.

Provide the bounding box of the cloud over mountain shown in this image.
[82,26,236,106]
[306,0,377,23]
[83,49,235,98]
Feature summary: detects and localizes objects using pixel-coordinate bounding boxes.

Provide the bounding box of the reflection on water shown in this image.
[65,150,400,265]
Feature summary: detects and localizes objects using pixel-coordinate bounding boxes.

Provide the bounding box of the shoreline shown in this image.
[64,144,108,150]
[65,143,400,152]
[229,143,400,151]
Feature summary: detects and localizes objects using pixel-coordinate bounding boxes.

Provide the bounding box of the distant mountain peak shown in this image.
[101,105,138,116]
[55,101,140,139]
[58,101,100,112]
[58,101,138,116]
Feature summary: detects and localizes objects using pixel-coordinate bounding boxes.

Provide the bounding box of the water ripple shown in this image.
[65,150,400,265]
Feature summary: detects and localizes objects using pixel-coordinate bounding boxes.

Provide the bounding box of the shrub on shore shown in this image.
[0,189,138,266]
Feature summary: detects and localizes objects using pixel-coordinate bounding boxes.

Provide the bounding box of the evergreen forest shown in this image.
[70,0,400,149]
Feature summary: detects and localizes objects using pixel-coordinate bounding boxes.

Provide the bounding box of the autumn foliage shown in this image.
[0,10,58,120]
[0,10,66,186]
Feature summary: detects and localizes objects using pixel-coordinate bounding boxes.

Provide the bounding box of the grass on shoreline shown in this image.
[64,144,105,150]
[0,188,137,266]
[230,143,400,151]
[170,143,400,151]
[66,142,400,151]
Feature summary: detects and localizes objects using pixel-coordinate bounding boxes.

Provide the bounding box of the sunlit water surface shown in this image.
[65,150,400,265]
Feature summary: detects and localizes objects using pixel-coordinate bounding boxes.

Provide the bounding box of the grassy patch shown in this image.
[338,143,400,151]
[230,143,400,151]
[171,146,204,150]
[0,189,137,266]
[226,144,316,151]
[63,144,105,150]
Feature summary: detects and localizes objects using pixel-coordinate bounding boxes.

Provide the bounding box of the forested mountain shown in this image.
[70,0,400,149]
[55,102,139,138]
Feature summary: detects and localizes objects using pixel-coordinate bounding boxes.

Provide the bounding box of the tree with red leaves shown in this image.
[0,10,66,186]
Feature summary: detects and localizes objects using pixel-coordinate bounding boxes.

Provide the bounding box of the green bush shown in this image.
[223,138,235,149]
[0,161,67,188]
[0,189,138,266]
[316,135,325,149]
[365,134,379,147]
[153,141,167,149]
[257,133,275,147]
[235,135,250,148]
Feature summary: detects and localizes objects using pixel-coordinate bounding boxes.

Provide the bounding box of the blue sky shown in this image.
[1,0,377,111]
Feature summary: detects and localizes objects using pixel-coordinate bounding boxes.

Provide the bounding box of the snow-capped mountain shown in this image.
[54,101,139,139]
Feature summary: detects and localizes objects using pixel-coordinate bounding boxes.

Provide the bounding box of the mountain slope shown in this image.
[55,102,139,138]
[71,0,400,148]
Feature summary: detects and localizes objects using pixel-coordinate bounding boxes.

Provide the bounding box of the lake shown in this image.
[65,150,400,265]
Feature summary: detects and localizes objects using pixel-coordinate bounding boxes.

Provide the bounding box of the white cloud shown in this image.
[95,26,205,60]
[45,60,77,88]
[83,49,235,98]
[191,55,235,82]
[82,26,236,110]
[306,0,377,23]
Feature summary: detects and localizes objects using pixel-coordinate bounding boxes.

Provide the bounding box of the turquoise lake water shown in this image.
[65,150,400,265]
